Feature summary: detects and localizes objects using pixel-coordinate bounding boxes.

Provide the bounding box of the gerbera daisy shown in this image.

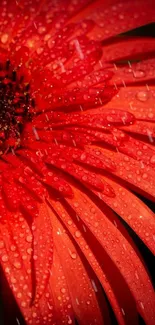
[0,0,155,324]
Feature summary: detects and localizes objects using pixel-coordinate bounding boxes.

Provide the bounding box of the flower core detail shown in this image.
[0,59,35,155]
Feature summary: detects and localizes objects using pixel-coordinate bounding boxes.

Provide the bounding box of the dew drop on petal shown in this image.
[0,241,4,248]
[68,250,77,259]
[10,245,17,251]
[26,235,33,243]
[150,155,155,164]
[142,173,148,179]
[136,91,149,102]
[75,231,81,238]
[133,70,146,78]
[21,301,27,308]
[1,33,9,44]
[13,261,22,269]
[2,255,9,262]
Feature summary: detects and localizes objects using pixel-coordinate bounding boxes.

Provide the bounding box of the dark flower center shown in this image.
[0,60,35,155]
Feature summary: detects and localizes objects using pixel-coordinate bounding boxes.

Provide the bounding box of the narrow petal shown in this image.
[89,146,155,200]
[103,85,155,122]
[49,206,106,325]
[85,0,155,41]
[94,174,155,254]
[101,38,155,63]
[109,58,155,86]
[50,197,139,325]
[66,186,155,324]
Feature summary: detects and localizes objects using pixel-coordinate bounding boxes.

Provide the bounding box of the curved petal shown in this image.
[101,38,155,63]
[66,185,155,325]
[50,206,107,325]
[50,196,139,325]
[104,85,155,122]
[109,58,155,86]
[71,0,155,41]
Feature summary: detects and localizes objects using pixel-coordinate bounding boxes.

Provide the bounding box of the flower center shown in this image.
[0,60,35,155]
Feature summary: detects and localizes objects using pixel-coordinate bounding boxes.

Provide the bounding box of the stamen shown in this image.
[0,59,36,154]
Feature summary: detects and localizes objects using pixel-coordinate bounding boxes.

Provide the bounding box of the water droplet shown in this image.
[142,173,148,179]
[75,231,81,238]
[107,115,114,122]
[80,153,86,161]
[150,155,155,164]
[60,288,66,293]
[10,245,16,251]
[2,255,8,262]
[86,300,91,305]
[17,292,22,298]
[1,33,9,44]
[136,91,149,102]
[69,250,77,259]
[0,241,4,248]
[68,317,72,324]
[133,70,146,78]
[13,261,22,269]
[148,113,154,119]
[11,277,17,284]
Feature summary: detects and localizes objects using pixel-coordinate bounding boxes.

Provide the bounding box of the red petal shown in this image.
[120,120,155,140]
[17,149,73,197]
[109,58,155,85]
[0,210,33,311]
[94,174,155,255]
[91,145,155,201]
[30,202,53,304]
[49,206,106,325]
[104,85,155,122]
[48,251,75,324]
[66,186,155,325]
[45,156,114,195]
[50,197,138,325]
[73,0,155,41]
[101,38,155,63]
[86,132,155,168]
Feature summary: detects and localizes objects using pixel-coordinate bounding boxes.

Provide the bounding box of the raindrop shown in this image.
[16,318,21,325]
[140,302,145,310]
[91,279,98,292]
[121,308,125,315]
[68,317,72,324]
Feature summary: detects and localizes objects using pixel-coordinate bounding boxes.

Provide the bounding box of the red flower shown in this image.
[0,0,155,324]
